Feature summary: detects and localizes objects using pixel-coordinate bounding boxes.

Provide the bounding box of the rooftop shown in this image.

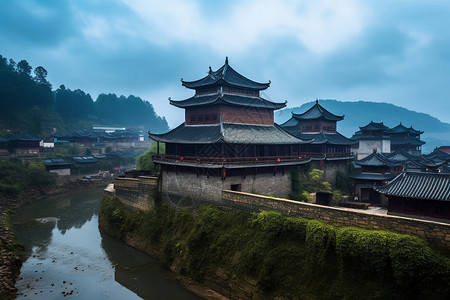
[149,122,311,145]
[290,100,344,122]
[169,93,286,110]
[181,57,270,91]
[375,172,450,201]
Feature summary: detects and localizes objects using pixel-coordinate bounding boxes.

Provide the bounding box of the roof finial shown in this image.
[209,66,212,74]
[225,56,229,64]
[316,98,319,104]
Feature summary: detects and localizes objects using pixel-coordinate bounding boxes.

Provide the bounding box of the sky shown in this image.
[1,0,450,128]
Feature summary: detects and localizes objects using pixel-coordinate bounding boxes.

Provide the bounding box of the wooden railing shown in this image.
[152,152,353,166]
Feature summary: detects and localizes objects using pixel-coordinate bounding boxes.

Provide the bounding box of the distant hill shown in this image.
[275,99,450,153]
[0,54,169,136]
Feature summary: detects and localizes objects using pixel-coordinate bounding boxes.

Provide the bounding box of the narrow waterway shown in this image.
[12,186,201,299]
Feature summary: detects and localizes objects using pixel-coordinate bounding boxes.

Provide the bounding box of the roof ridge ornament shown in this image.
[209,66,212,74]
[316,98,319,104]
[225,56,228,64]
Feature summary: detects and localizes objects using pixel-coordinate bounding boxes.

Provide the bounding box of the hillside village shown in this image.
[2,58,450,223]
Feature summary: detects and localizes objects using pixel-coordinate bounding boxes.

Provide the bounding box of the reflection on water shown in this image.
[13,187,201,300]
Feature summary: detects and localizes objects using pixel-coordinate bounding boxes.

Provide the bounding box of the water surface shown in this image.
[13,187,200,299]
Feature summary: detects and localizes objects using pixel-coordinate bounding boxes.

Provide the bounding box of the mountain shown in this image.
[275,99,450,153]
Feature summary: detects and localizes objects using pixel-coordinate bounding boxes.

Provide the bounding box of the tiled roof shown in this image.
[149,122,311,145]
[181,57,270,90]
[42,158,73,166]
[425,149,450,162]
[291,100,344,121]
[375,172,450,201]
[385,149,417,162]
[390,139,425,146]
[359,121,390,132]
[349,172,397,181]
[170,93,286,110]
[73,156,98,163]
[9,133,42,142]
[355,150,400,167]
[389,123,423,134]
[290,132,355,145]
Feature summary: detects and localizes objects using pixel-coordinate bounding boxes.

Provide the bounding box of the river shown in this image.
[12,186,201,299]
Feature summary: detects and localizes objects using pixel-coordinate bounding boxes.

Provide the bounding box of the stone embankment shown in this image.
[0,210,24,299]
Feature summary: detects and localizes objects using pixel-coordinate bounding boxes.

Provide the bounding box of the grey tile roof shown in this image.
[355,151,401,167]
[389,123,423,134]
[375,172,450,201]
[170,93,286,110]
[181,58,270,90]
[390,139,425,146]
[359,121,390,132]
[291,132,355,145]
[9,133,42,142]
[385,150,417,162]
[291,100,344,121]
[149,122,311,145]
[42,158,73,166]
[349,172,397,181]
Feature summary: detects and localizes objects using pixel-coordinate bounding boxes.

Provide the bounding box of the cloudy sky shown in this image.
[1,0,450,127]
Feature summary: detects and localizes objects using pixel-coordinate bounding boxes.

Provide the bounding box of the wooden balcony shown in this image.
[152,152,354,167]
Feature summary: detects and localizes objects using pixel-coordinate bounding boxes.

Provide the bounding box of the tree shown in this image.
[17,59,32,76]
[34,66,51,88]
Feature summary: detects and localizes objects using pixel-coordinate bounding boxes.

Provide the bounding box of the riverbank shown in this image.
[0,210,24,299]
[0,177,112,299]
[99,193,450,299]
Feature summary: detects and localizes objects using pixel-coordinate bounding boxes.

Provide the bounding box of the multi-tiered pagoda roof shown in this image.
[281,100,354,156]
[149,58,313,168]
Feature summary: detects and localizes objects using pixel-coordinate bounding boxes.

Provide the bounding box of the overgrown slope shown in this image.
[100,196,450,299]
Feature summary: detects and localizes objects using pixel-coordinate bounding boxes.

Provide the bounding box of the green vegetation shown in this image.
[136,142,165,171]
[0,54,168,136]
[100,196,450,299]
[290,168,345,202]
[0,158,56,198]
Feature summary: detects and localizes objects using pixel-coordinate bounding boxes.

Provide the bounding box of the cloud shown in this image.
[1,0,450,126]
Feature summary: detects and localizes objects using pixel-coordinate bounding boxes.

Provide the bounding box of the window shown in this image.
[231,184,241,192]
[190,116,196,123]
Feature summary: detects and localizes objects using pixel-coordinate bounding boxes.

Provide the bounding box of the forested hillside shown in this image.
[0,54,169,136]
[276,99,450,153]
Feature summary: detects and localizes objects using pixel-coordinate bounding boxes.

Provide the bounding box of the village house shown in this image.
[376,172,450,221]
[8,133,41,155]
[351,121,425,159]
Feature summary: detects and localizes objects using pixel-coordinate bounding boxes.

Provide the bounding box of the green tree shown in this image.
[136,142,165,170]
[17,59,32,76]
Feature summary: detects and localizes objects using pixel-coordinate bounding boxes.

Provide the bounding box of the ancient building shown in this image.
[281,99,354,158]
[352,121,425,159]
[149,58,313,204]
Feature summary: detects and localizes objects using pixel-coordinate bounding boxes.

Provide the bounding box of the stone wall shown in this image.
[321,159,349,185]
[160,169,291,207]
[113,176,158,211]
[222,190,450,250]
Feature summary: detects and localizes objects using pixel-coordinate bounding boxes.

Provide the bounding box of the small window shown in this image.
[231,184,241,192]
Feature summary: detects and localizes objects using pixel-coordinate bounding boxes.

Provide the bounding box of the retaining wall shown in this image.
[222,190,450,250]
[113,176,158,211]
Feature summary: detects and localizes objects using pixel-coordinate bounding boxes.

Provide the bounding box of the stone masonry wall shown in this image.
[160,169,291,207]
[113,176,158,211]
[222,190,450,250]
